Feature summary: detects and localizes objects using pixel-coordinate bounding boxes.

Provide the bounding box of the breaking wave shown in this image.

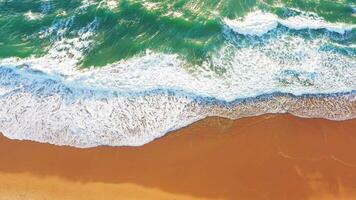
[224,10,355,36]
[0,7,355,147]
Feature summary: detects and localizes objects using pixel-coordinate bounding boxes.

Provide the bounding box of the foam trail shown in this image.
[224,10,355,36]
[224,12,278,36]
[24,11,44,21]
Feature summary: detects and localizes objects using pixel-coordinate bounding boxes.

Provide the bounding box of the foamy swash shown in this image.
[0,9,355,147]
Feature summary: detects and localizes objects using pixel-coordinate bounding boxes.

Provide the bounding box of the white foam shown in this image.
[68,35,355,101]
[2,20,355,101]
[98,0,118,10]
[0,75,206,147]
[280,15,353,34]
[0,11,355,147]
[224,12,278,36]
[0,87,11,96]
[224,10,355,36]
[24,11,44,21]
[79,0,120,11]
[142,2,162,10]
[0,64,354,148]
[79,0,97,10]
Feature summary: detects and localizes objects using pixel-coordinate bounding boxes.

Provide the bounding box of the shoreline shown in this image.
[1,114,356,199]
[1,88,355,147]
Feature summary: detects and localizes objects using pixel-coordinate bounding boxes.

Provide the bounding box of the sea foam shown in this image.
[0,65,354,147]
[224,10,355,36]
[0,10,355,147]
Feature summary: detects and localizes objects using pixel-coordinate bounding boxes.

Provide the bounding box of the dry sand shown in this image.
[0,114,356,200]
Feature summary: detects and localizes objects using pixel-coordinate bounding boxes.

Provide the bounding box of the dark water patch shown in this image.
[82,1,224,67]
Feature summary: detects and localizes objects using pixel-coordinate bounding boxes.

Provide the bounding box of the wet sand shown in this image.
[0,114,356,200]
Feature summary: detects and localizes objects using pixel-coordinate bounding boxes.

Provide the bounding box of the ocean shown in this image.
[0,0,355,147]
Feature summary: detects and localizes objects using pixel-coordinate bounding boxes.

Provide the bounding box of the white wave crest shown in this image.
[24,11,44,21]
[224,12,278,36]
[1,18,355,101]
[224,10,355,36]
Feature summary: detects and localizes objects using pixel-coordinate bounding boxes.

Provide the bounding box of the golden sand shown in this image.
[0,114,356,200]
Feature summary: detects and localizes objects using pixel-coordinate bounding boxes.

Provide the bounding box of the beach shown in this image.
[1,114,356,200]
[1,1,355,199]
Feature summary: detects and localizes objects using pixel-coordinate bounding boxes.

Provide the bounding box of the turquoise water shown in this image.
[0,0,355,147]
[1,0,355,65]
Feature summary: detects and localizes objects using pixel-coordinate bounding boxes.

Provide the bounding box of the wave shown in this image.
[1,62,355,148]
[0,9,355,147]
[0,64,355,147]
[4,38,355,101]
[5,15,354,101]
[1,52,355,147]
[24,11,44,21]
[224,10,355,36]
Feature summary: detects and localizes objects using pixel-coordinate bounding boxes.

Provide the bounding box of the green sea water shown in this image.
[0,0,355,67]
